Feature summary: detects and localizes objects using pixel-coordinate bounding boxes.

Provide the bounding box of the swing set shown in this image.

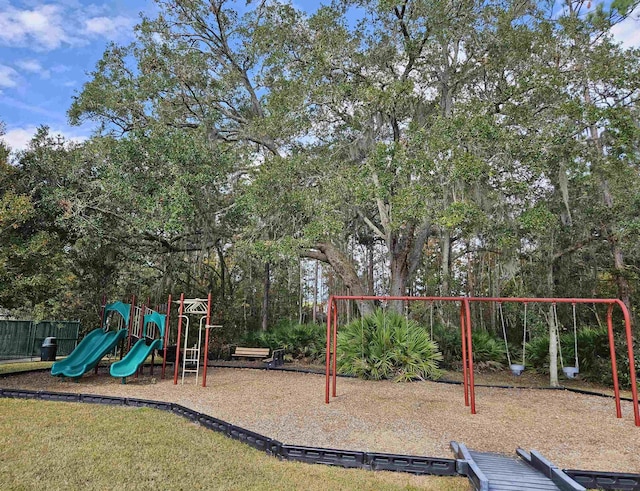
[499,302,582,378]
[324,295,640,427]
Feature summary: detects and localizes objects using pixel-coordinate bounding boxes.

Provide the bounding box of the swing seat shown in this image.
[563,366,579,379]
[509,364,525,376]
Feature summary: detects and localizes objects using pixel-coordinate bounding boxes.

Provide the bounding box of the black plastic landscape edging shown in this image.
[560,386,635,402]
[564,469,640,491]
[0,367,53,378]
[207,361,358,377]
[0,387,457,477]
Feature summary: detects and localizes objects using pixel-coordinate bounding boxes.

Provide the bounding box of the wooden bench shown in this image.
[232,347,285,367]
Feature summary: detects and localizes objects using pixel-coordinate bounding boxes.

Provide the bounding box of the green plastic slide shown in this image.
[110,337,162,382]
[51,328,128,378]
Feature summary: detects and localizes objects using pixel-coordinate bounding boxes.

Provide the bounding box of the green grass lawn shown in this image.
[0,399,467,491]
[0,361,55,375]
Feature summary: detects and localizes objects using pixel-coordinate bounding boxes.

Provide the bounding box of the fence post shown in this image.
[29,321,36,360]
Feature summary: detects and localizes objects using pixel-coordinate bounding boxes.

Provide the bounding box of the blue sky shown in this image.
[0,0,155,150]
[1,0,639,151]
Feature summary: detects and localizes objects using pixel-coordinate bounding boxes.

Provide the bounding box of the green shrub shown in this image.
[240,321,326,362]
[431,323,462,368]
[431,324,506,369]
[561,328,610,376]
[337,310,442,382]
[525,335,550,372]
[471,330,507,366]
[525,327,621,384]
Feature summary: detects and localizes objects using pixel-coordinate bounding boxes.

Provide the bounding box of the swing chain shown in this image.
[572,302,579,370]
[498,302,512,367]
[522,302,527,367]
[429,302,434,341]
[553,303,564,370]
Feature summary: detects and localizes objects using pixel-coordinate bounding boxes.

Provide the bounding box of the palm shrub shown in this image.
[431,324,506,369]
[525,327,617,384]
[471,330,507,369]
[337,310,443,381]
[524,335,550,372]
[240,321,326,362]
[241,330,270,349]
[431,322,461,368]
[561,328,610,376]
[278,322,325,361]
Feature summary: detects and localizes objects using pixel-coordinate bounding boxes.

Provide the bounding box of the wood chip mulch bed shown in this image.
[2,367,638,473]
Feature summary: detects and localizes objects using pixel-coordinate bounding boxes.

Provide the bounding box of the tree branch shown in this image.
[300,248,328,262]
[357,209,386,241]
[552,235,598,262]
[370,171,391,240]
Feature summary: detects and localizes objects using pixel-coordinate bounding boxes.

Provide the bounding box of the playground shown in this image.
[2,293,639,491]
[2,366,639,474]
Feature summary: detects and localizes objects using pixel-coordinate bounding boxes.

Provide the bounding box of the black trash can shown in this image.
[41,337,57,361]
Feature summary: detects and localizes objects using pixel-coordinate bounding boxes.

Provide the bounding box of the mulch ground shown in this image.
[1,366,638,473]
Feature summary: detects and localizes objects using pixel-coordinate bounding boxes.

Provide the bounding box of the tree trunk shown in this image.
[261,261,270,331]
[367,242,374,294]
[298,260,303,324]
[389,244,409,313]
[585,88,634,328]
[548,304,559,388]
[547,263,559,387]
[216,243,226,302]
[603,183,634,327]
[302,243,374,316]
[466,245,474,296]
[440,230,451,296]
[385,223,423,312]
[312,260,318,323]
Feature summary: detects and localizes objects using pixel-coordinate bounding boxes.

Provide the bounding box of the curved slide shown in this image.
[51,328,128,378]
[110,338,162,382]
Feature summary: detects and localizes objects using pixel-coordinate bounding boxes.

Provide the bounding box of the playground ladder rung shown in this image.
[184,348,200,362]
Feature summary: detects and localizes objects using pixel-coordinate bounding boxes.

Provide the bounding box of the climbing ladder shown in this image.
[179,299,209,385]
[181,344,200,384]
[451,442,585,491]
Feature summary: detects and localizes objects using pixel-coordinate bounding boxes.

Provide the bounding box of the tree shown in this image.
[68,0,640,328]
[0,128,83,320]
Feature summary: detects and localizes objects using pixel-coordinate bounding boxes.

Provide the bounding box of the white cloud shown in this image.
[0,4,137,51]
[1,127,35,151]
[0,4,75,51]
[1,125,88,152]
[15,59,50,79]
[611,7,640,48]
[0,65,19,88]
[84,16,135,39]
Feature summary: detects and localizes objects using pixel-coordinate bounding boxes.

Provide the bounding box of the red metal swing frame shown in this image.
[324,295,640,427]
